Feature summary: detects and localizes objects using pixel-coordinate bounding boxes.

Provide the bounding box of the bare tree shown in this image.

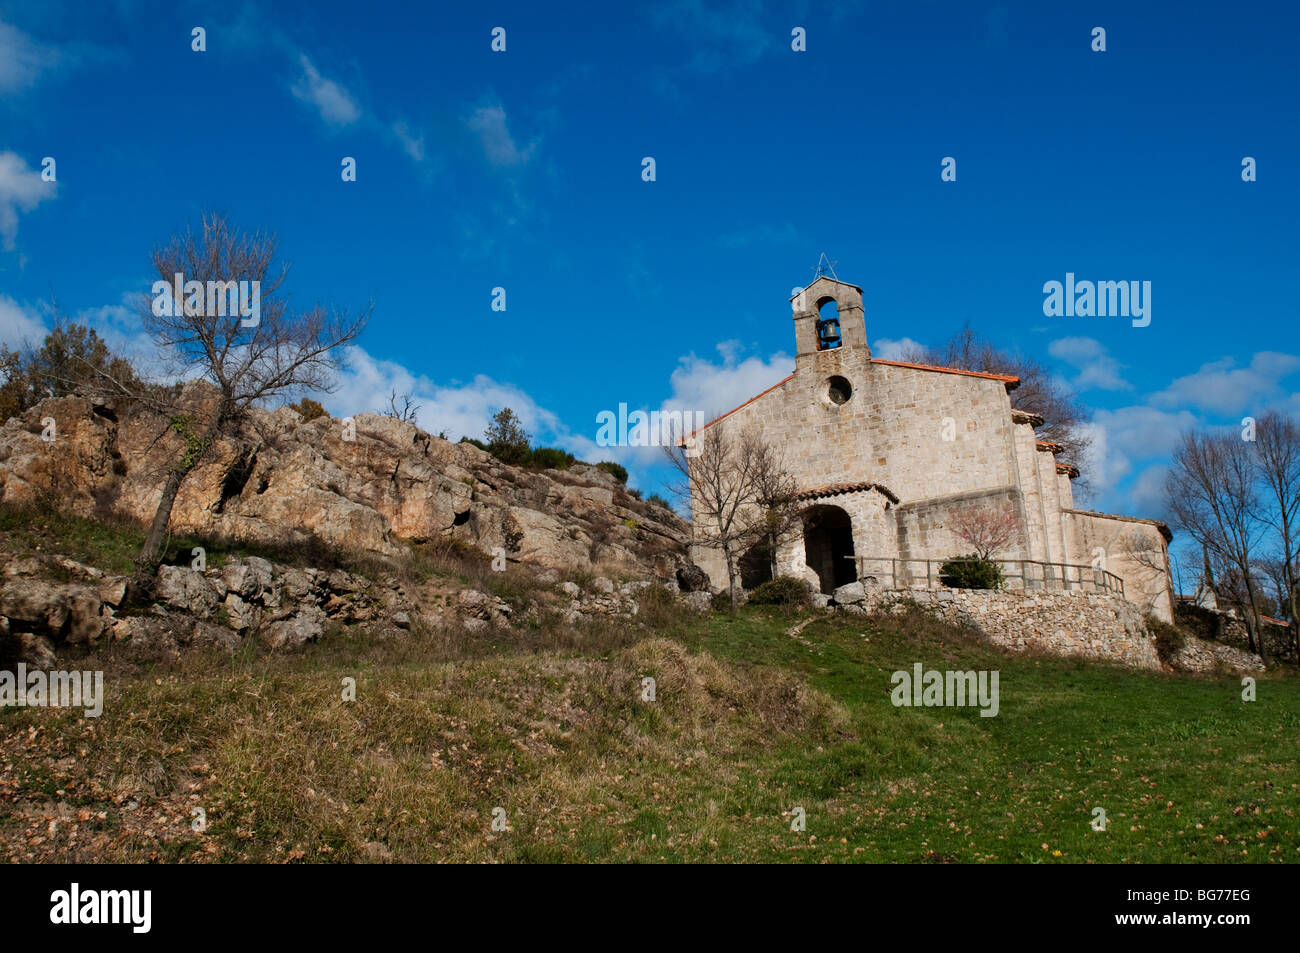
[384,390,420,423]
[667,422,793,609]
[949,502,1022,560]
[1166,430,1268,661]
[749,441,801,581]
[85,213,367,596]
[1255,411,1300,659]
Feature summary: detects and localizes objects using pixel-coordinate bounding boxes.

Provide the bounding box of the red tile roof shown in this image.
[869,358,1020,387]
[794,481,899,504]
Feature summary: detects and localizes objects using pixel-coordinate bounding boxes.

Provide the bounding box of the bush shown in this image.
[459,436,489,452]
[595,461,628,484]
[646,494,671,510]
[485,407,531,465]
[939,555,1004,590]
[1146,614,1187,663]
[289,397,328,421]
[747,576,812,607]
[529,446,573,470]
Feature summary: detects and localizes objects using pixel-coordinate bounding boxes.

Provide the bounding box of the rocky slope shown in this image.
[0,386,689,576]
[0,387,705,665]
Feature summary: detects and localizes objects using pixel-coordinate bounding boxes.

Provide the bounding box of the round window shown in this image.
[827,376,852,405]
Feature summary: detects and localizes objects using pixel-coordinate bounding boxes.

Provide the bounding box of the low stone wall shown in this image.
[1168,636,1265,674]
[834,583,1160,669]
[831,582,1269,675]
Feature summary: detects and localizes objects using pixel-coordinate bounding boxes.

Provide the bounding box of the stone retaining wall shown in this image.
[833,583,1262,674]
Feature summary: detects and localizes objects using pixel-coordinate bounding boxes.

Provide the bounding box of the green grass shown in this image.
[1,601,1296,863]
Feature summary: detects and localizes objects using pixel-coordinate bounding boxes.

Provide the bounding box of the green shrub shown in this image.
[747,576,812,607]
[1146,614,1188,662]
[939,555,1003,590]
[485,408,532,465]
[595,461,628,484]
[530,446,574,470]
[459,436,489,452]
[646,494,671,510]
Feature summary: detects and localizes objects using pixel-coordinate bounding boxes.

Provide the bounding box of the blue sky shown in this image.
[1,0,1297,583]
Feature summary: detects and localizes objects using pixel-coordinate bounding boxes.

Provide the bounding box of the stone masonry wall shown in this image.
[835,584,1159,669]
[831,584,1262,675]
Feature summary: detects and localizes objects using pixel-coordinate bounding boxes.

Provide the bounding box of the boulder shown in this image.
[682,591,713,612]
[676,564,710,593]
[156,565,219,616]
[833,581,866,605]
[222,593,259,632]
[259,605,327,651]
[0,578,72,632]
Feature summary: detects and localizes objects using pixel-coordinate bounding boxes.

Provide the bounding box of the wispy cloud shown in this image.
[1049,336,1132,391]
[325,346,596,455]
[1151,351,1300,416]
[661,342,793,423]
[0,295,49,348]
[289,54,361,127]
[468,103,536,167]
[872,336,924,361]
[649,0,777,76]
[0,151,56,251]
[0,19,62,94]
[390,119,426,162]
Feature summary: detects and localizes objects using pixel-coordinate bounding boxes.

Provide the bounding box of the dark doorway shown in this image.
[803,505,857,594]
[739,540,774,589]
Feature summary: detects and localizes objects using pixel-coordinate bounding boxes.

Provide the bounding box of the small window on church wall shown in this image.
[827,375,852,404]
[816,299,842,350]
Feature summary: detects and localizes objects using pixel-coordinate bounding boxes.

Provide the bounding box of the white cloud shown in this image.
[1049,336,1132,391]
[290,54,361,127]
[872,337,924,361]
[0,295,48,348]
[1080,405,1199,507]
[324,346,599,456]
[1151,351,1300,416]
[660,343,794,423]
[468,104,535,167]
[0,20,61,94]
[0,151,56,251]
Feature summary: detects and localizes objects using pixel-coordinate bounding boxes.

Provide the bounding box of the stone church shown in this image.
[687,274,1175,622]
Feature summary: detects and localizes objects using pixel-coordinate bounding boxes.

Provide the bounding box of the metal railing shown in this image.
[845,555,1125,597]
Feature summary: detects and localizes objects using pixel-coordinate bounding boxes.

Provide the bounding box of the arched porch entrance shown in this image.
[803,504,857,594]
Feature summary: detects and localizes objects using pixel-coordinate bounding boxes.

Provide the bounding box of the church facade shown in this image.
[687,274,1175,622]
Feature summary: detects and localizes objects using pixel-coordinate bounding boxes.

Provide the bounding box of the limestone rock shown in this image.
[0,387,690,578]
[156,565,218,616]
[832,581,866,605]
[259,606,327,651]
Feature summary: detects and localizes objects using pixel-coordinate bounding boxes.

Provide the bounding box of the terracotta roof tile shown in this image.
[794,481,899,504]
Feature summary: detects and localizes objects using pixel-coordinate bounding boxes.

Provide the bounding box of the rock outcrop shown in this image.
[0,388,689,576]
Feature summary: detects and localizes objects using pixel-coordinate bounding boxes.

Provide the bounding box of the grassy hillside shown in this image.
[2,595,1296,863]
